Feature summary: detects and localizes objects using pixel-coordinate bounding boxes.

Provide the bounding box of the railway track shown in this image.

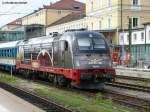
[40,81,150,112]
[102,89,150,112]
[116,75,150,82]
[105,82,150,93]
[0,71,150,112]
[0,81,72,112]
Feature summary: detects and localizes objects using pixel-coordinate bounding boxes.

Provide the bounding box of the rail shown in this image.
[0,81,73,112]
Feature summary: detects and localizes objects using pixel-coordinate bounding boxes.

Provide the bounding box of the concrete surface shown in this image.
[115,67,150,79]
[0,88,45,112]
[105,85,150,100]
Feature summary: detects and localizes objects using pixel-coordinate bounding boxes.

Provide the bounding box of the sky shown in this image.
[0,0,85,27]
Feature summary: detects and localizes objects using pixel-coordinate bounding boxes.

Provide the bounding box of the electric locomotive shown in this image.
[0,30,115,89]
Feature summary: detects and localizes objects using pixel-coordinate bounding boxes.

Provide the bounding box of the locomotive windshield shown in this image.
[77,37,106,50]
[76,33,107,52]
[74,32,111,69]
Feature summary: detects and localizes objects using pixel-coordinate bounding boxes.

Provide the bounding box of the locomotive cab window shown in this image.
[64,41,68,51]
[77,33,106,51]
[60,40,68,51]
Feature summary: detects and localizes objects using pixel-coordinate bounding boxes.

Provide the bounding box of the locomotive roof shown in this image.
[0,41,20,49]
[20,35,54,45]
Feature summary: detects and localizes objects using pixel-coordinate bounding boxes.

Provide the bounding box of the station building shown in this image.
[46,12,86,35]
[0,19,22,31]
[86,0,150,46]
[0,0,85,41]
[0,19,44,41]
[0,19,25,42]
[0,31,25,42]
[119,22,150,61]
[22,0,85,27]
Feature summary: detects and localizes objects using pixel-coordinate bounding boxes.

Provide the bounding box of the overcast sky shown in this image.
[0,0,85,27]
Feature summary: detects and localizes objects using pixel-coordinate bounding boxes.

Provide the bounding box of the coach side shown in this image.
[0,41,19,69]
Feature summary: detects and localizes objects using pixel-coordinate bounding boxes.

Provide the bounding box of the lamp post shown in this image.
[128,18,132,53]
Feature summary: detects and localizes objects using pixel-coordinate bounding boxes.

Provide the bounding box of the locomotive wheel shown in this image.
[57,76,70,87]
[53,75,58,86]
[24,70,30,79]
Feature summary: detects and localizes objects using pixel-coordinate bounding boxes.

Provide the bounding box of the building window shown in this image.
[127,34,129,42]
[99,0,102,9]
[107,16,111,29]
[133,33,137,41]
[58,10,62,14]
[120,35,124,42]
[91,22,93,30]
[99,20,101,30]
[141,32,144,41]
[132,17,139,28]
[90,0,94,13]
[132,0,139,6]
[35,13,39,16]
[107,0,111,7]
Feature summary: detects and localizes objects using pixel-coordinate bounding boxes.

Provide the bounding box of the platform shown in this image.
[115,66,150,79]
[0,88,45,112]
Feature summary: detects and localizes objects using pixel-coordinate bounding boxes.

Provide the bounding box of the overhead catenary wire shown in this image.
[0,0,51,27]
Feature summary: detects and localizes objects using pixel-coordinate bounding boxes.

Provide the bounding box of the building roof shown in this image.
[47,12,85,27]
[6,18,22,25]
[0,18,22,30]
[22,0,85,20]
[44,0,85,11]
[143,22,150,26]
[95,29,117,33]
[119,28,144,32]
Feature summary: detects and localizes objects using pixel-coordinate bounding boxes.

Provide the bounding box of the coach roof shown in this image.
[0,41,20,49]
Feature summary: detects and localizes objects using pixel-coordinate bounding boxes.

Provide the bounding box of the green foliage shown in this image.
[34,88,134,112]
[0,75,17,84]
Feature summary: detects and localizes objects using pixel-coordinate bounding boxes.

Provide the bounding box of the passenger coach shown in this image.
[0,41,18,69]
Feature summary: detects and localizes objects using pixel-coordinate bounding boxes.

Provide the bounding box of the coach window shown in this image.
[3,50,5,57]
[2,50,4,57]
[9,49,11,57]
[2,50,3,57]
[1,50,2,57]
[6,49,7,57]
[12,49,14,58]
[5,49,7,57]
[6,49,9,57]
[0,50,1,57]
[7,49,8,57]
[12,49,14,57]
[8,49,10,57]
[10,49,12,57]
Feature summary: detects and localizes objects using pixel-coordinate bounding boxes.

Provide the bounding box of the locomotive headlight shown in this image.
[88,59,103,65]
[75,61,80,67]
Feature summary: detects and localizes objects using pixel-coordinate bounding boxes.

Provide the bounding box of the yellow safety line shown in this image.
[0,58,16,60]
